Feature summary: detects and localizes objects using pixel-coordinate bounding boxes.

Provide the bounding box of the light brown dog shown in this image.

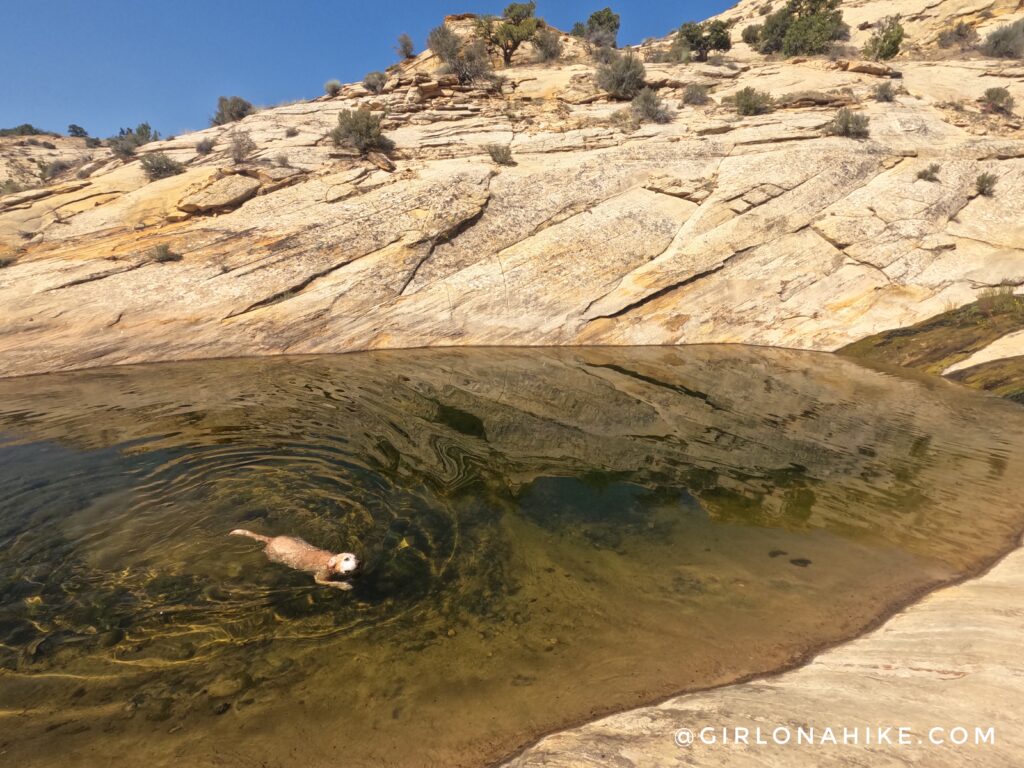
[230,529,359,590]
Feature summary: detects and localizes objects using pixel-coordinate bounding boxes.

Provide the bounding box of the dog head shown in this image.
[328,552,360,575]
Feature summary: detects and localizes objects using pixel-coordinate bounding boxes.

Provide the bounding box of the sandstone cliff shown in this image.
[1,0,1022,380]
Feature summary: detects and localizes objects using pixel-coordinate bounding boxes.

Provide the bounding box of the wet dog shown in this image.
[230,529,360,590]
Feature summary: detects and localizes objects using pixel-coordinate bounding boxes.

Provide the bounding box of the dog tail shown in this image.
[230,528,271,543]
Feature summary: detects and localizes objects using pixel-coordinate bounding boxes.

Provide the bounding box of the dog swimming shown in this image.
[230,529,360,590]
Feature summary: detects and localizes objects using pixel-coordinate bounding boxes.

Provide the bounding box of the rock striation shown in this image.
[1,0,1023,378]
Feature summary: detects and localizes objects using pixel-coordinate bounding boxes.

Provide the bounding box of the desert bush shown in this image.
[631,87,672,123]
[978,286,1023,316]
[981,86,1015,114]
[67,124,88,138]
[676,20,732,61]
[38,159,71,181]
[108,123,159,159]
[976,172,997,196]
[450,40,495,84]
[874,81,895,101]
[757,0,847,56]
[682,83,710,105]
[863,15,904,60]
[230,131,257,163]
[937,21,977,49]
[397,33,416,59]
[742,25,762,45]
[140,152,185,181]
[533,27,563,61]
[211,96,254,126]
[916,163,940,181]
[331,109,395,154]
[151,244,182,263]
[980,19,1024,59]
[324,79,343,96]
[195,138,215,155]
[364,71,388,94]
[285,127,299,138]
[476,2,540,65]
[428,24,462,64]
[591,44,619,63]
[573,8,621,47]
[0,180,23,196]
[429,25,495,84]
[734,86,774,115]
[824,107,869,137]
[0,256,16,267]
[485,143,515,165]
[275,153,291,167]
[0,124,55,137]
[759,2,773,14]
[596,51,646,99]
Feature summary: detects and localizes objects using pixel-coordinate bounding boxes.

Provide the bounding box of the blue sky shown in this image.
[1,1,733,138]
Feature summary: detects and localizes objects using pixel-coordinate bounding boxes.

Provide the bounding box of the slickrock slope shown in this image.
[1,0,1023,378]
[504,534,1024,768]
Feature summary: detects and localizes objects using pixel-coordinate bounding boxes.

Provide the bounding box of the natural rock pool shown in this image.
[1,346,1023,768]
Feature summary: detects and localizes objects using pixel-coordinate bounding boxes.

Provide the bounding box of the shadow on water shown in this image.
[1,345,1023,767]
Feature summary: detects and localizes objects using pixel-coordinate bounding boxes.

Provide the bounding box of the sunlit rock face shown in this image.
[1,346,1023,767]
[1,0,1023,378]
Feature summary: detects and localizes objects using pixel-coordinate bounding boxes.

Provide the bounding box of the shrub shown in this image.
[364,71,388,94]
[676,20,732,61]
[324,79,343,96]
[38,159,71,181]
[485,143,515,165]
[596,51,646,99]
[429,25,494,84]
[230,131,257,163]
[0,124,54,137]
[734,86,774,115]
[140,152,185,180]
[759,2,773,14]
[428,24,462,64]
[108,123,159,159]
[631,87,672,123]
[195,138,215,155]
[863,15,904,60]
[937,21,976,49]
[916,163,940,182]
[666,33,691,62]
[874,81,895,101]
[573,8,621,47]
[331,108,395,154]
[533,27,563,61]
[0,256,16,267]
[980,19,1024,59]
[476,2,540,66]
[151,244,182,263]
[825,107,870,137]
[592,44,619,63]
[450,40,495,84]
[981,86,1014,114]
[211,96,254,126]
[285,127,299,138]
[742,25,763,45]
[757,0,847,56]
[976,172,997,196]
[682,83,710,105]
[68,124,88,138]
[397,33,416,59]
[275,153,291,167]
[85,137,103,148]
[0,180,23,196]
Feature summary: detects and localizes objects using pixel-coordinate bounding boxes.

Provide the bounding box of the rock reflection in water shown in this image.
[0,346,1022,768]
